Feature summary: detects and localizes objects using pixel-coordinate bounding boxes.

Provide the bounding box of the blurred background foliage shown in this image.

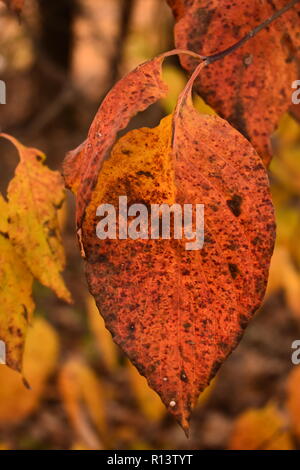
[0,0,300,450]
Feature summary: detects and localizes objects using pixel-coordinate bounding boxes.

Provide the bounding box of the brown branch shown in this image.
[203,0,300,65]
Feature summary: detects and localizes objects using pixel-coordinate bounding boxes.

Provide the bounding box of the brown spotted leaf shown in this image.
[167,0,300,166]
[1,134,71,303]
[63,56,168,227]
[63,55,275,433]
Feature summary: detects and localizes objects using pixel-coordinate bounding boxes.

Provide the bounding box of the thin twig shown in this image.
[204,0,300,64]
[171,0,300,149]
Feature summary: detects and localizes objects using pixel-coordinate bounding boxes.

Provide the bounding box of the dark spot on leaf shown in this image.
[227,195,242,217]
[180,370,188,382]
[98,254,108,263]
[228,263,239,279]
[136,170,154,178]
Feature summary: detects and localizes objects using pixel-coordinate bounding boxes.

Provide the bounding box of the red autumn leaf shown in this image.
[63,54,275,433]
[167,0,300,166]
[63,55,168,228]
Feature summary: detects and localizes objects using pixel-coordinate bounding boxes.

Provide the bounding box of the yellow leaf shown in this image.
[0,134,71,303]
[194,94,216,116]
[228,403,294,450]
[267,246,300,318]
[161,66,216,116]
[0,193,34,372]
[161,66,188,115]
[127,360,165,422]
[275,113,300,148]
[87,295,119,371]
[197,377,216,407]
[270,148,300,196]
[0,317,59,425]
[274,206,300,247]
[59,358,107,449]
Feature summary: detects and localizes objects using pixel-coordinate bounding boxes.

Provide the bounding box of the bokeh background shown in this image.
[0,0,300,450]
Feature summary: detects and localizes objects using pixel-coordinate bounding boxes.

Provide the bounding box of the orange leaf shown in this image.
[63,56,168,227]
[63,54,275,433]
[228,403,294,450]
[167,0,300,165]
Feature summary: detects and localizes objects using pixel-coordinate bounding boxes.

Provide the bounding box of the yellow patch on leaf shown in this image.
[86,115,175,217]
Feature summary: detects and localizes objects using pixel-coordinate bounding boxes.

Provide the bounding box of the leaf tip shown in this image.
[168,401,191,437]
[176,413,190,438]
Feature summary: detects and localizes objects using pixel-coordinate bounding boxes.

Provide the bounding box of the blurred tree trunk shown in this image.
[31,0,79,120]
[37,0,77,72]
[109,0,135,86]
[30,0,134,131]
